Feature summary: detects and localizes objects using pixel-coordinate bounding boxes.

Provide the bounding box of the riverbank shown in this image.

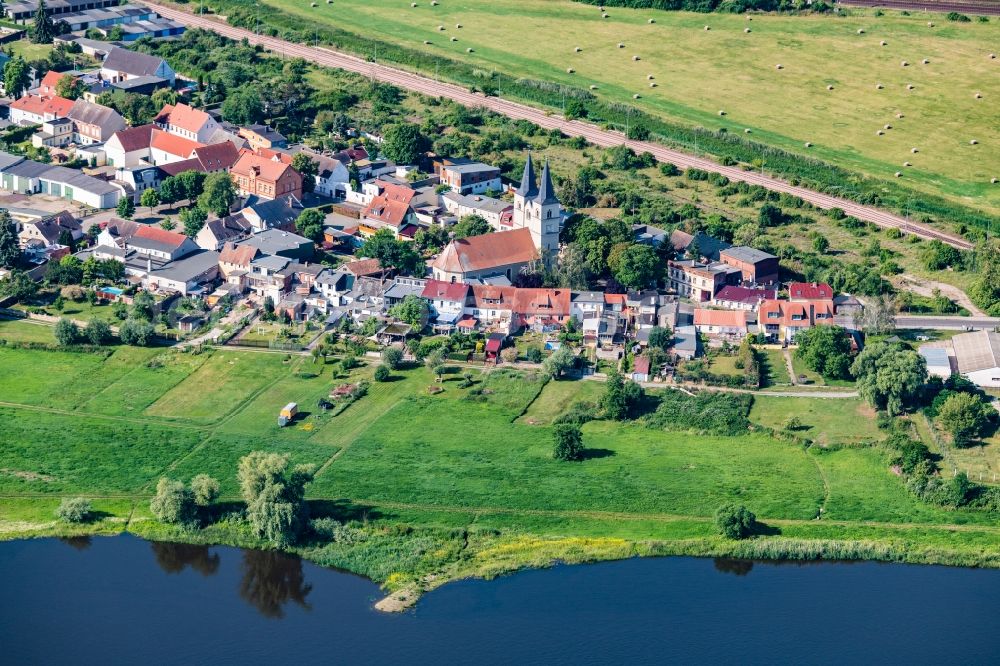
[4,498,1000,611]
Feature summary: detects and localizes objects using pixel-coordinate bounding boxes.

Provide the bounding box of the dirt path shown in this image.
[894,274,986,317]
[143,0,974,251]
[783,349,798,386]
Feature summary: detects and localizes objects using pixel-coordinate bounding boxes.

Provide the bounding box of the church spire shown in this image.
[536,159,559,205]
[516,153,538,198]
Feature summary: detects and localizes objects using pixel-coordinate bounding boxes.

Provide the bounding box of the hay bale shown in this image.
[647,74,654,80]
[975,92,983,99]
[649,18,655,24]
[906,84,915,90]
[904,161,911,166]
[744,27,751,33]
[718,110,726,116]
[602,13,608,18]
[633,93,641,99]
[884,124,892,130]
[618,43,625,48]
[992,178,998,184]
[310,2,316,6]
[911,147,918,153]
[880,40,887,46]
[410,2,417,6]
[704,25,711,30]
[991,53,997,59]
[827,85,834,90]
[590,85,598,90]
[438,25,445,30]
[895,172,902,177]
[927,21,934,27]
[423,40,431,44]
[896,112,904,118]
[567,68,574,73]
[649,82,657,88]
[431,0,438,5]
[805,142,813,148]
[922,58,929,64]
[744,128,752,133]
[877,130,884,136]
[456,23,462,28]
[857,28,865,34]
[901,60,908,66]
[876,83,884,89]
[970,139,978,145]
[633,55,641,61]
[466,47,473,52]
[776,64,784,70]
[450,36,457,41]
[575,47,582,52]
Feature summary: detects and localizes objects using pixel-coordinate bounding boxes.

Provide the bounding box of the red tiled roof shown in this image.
[155,102,212,134]
[342,258,383,277]
[633,356,651,375]
[788,282,833,300]
[194,141,240,171]
[604,293,627,306]
[219,242,256,266]
[511,288,571,316]
[134,225,189,248]
[694,308,748,328]
[109,124,155,152]
[363,195,409,227]
[457,316,478,329]
[39,71,69,98]
[714,285,777,305]
[432,228,540,275]
[231,150,297,183]
[421,278,469,302]
[375,181,416,204]
[150,128,203,158]
[11,94,74,118]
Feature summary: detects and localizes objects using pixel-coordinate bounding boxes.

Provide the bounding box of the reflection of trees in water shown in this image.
[150,542,221,577]
[59,536,92,551]
[239,549,313,619]
[713,558,754,576]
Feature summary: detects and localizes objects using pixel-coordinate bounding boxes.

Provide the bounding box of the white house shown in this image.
[154,102,220,144]
[100,46,176,87]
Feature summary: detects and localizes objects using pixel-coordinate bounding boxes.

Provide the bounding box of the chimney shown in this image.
[147,257,152,273]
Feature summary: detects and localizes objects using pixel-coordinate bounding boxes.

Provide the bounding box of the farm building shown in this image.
[951,330,1000,387]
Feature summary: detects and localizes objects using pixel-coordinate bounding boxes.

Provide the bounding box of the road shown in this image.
[144,1,974,251]
[894,274,987,317]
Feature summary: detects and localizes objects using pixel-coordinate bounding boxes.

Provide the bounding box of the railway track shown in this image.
[143,1,976,251]
[838,0,1000,14]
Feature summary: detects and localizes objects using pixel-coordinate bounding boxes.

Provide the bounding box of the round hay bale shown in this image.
[590,85,598,90]
[901,60,908,66]
[911,147,919,153]
[744,27,751,33]
[906,84,915,90]
[438,25,445,30]
[567,68,575,74]
[649,82,657,88]
[411,2,417,6]
[876,83,884,89]
[992,178,998,184]
[744,128,752,133]
[895,172,902,177]
[880,40,887,46]
[904,161,911,167]
[649,18,655,24]
[310,2,316,6]
[431,0,438,5]
[618,43,625,48]
[574,47,582,52]
[805,142,813,148]
[877,130,884,136]
[884,124,892,129]
[423,40,431,44]
[975,92,982,99]
[857,28,865,34]
[450,36,457,41]
[922,58,929,64]
[602,13,608,18]
[896,112,904,118]
[633,93,641,99]
[927,21,934,27]
[991,53,997,59]
[647,74,654,80]
[718,109,726,116]
[466,47,473,52]
[776,64,784,70]
[456,23,462,28]
[970,139,978,145]
[633,55,641,61]
[827,84,834,90]
[704,25,711,30]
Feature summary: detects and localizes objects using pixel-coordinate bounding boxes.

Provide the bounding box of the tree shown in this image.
[116,197,135,220]
[118,318,155,346]
[199,172,237,217]
[415,224,449,252]
[542,345,575,379]
[552,424,585,461]
[4,57,30,100]
[54,74,86,100]
[159,176,183,206]
[0,209,19,268]
[190,474,220,507]
[291,153,318,194]
[715,504,757,539]
[85,318,112,345]
[381,346,404,369]
[150,478,196,525]
[31,0,54,43]
[237,452,316,547]
[452,214,492,239]
[130,290,155,321]
[358,228,421,274]
[794,325,852,379]
[295,208,325,244]
[424,348,446,380]
[54,317,79,346]
[812,235,830,253]
[0,270,37,302]
[389,294,428,328]
[140,188,160,214]
[374,364,391,382]
[380,123,429,165]
[56,497,92,523]
[609,243,660,289]
[221,87,263,124]
[937,392,995,447]
[852,294,896,335]
[851,342,927,415]
[181,206,209,237]
[177,170,206,204]
[647,326,672,352]
[601,371,644,420]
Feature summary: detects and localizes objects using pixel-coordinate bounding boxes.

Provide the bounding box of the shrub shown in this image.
[56,497,92,523]
[552,423,585,461]
[150,478,196,525]
[374,364,391,382]
[646,391,753,435]
[716,504,757,540]
[190,474,220,506]
[53,317,79,346]
[526,347,543,363]
[381,346,403,369]
[85,319,113,345]
[119,318,155,346]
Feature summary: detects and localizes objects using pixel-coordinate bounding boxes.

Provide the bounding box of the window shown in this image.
[767,312,779,319]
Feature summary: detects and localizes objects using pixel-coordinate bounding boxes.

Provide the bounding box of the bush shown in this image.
[150,478,196,525]
[119,318,155,346]
[190,474,220,507]
[552,423,584,461]
[381,346,403,369]
[526,347,543,364]
[56,497,92,523]
[715,504,757,540]
[85,318,113,345]
[53,317,79,346]
[646,391,753,435]
[374,364,391,382]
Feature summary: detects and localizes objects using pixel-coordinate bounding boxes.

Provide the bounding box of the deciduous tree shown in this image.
[552,424,584,461]
[237,452,316,547]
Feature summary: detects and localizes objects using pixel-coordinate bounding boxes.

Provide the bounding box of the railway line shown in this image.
[145,1,976,251]
[837,0,1000,15]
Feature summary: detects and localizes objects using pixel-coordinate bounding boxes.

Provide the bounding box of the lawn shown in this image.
[518,377,604,425]
[761,348,792,386]
[750,395,883,446]
[0,318,59,344]
[265,0,1000,213]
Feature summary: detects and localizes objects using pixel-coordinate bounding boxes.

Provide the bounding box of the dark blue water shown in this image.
[1,535,998,665]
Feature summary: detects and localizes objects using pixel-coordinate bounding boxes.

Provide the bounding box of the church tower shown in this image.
[513,154,561,253]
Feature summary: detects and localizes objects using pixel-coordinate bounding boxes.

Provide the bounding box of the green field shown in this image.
[263,0,1000,213]
[1,339,998,598]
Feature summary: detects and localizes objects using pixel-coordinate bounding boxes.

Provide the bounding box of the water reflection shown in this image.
[238,549,313,619]
[58,536,92,551]
[151,542,221,577]
[713,558,754,576]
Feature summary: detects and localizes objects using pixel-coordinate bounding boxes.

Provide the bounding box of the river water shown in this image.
[1,534,998,665]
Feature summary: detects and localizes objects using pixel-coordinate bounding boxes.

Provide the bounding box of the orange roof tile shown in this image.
[230,151,296,183]
[219,242,257,266]
[155,102,212,134]
[150,128,203,158]
[432,228,539,275]
[134,225,189,248]
[694,308,748,328]
[11,94,74,118]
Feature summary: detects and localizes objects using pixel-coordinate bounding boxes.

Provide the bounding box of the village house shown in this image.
[437,159,502,195]
[237,228,313,261]
[238,125,288,151]
[693,308,750,338]
[100,46,176,87]
[631,356,652,383]
[467,285,516,333]
[712,285,777,311]
[359,181,417,238]
[421,278,470,332]
[441,191,513,231]
[237,195,304,234]
[218,242,258,280]
[668,259,740,302]
[758,283,836,342]
[155,102,219,143]
[431,228,540,284]
[9,94,75,126]
[670,229,731,261]
[158,141,241,177]
[280,146,351,199]
[113,164,162,203]
[512,288,572,332]
[230,151,303,201]
[718,246,780,285]
[570,290,606,322]
[17,211,82,248]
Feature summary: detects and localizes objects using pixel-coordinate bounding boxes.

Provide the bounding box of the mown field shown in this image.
[261,0,1000,213]
[2,317,1000,596]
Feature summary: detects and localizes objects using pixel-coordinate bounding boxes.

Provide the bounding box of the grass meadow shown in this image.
[265,0,1000,213]
[1,340,998,580]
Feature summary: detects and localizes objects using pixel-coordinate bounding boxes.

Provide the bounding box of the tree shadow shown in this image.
[751,521,782,537]
[713,558,754,576]
[239,548,312,619]
[579,448,615,460]
[58,535,92,551]
[307,499,389,523]
[150,541,221,577]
